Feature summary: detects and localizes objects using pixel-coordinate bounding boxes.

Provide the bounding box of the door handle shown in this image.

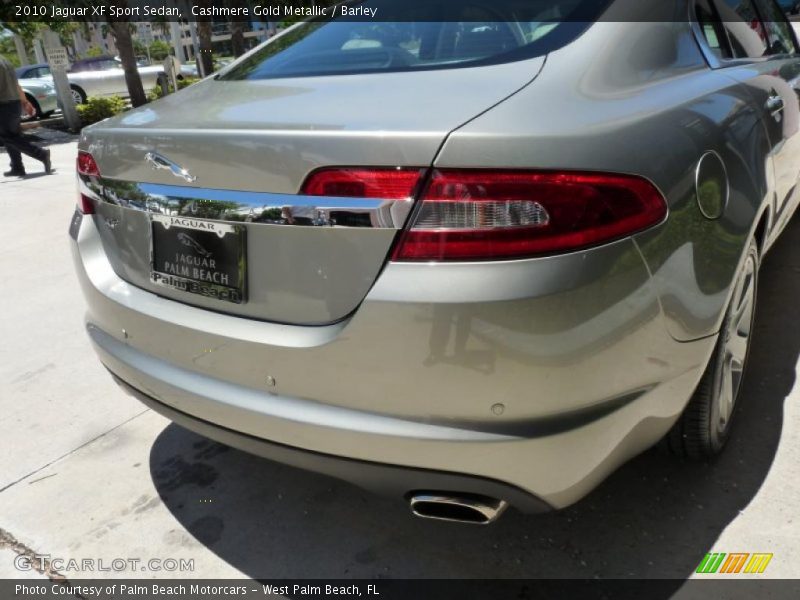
[766,94,785,116]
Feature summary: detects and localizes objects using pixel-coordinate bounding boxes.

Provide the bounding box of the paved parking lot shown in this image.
[1,138,799,585]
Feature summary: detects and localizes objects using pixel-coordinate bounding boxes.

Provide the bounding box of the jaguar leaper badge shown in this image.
[144,152,197,183]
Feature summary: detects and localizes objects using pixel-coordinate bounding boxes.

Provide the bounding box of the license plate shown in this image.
[150,215,246,304]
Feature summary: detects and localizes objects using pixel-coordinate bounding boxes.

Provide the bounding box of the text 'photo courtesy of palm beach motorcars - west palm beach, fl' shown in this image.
[4,0,800,594]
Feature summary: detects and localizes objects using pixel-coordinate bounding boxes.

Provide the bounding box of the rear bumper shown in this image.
[115,373,552,513]
[72,211,717,509]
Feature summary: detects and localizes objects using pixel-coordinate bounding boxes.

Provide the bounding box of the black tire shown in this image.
[155,75,170,94]
[663,238,759,459]
[70,85,87,105]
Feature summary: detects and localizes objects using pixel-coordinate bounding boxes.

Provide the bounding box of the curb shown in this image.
[21,116,67,131]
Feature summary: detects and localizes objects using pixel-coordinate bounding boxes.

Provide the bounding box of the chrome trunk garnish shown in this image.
[79,175,415,230]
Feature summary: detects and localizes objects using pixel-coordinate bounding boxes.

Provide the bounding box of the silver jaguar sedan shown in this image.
[70,0,800,524]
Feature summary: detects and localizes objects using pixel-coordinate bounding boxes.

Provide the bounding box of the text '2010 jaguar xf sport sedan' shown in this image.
[70,0,800,524]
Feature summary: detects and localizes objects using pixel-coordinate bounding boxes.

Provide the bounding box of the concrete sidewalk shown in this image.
[1,139,799,586]
[0,141,242,581]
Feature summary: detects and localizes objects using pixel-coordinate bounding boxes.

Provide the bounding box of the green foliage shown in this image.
[84,45,104,58]
[0,32,19,65]
[76,95,126,126]
[149,40,171,61]
[0,52,19,66]
[132,38,147,57]
[0,32,20,65]
[1,22,80,50]
[150,20,170,38]
[147,85,164,102]
[178,76,199,89]
[147,76,200,102]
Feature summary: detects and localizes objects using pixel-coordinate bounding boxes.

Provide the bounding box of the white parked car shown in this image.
[16,56,175,104]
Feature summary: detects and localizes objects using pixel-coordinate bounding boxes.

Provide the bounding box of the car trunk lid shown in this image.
[80,59,544,324]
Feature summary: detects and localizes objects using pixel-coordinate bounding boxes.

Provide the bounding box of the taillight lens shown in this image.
[393,170,667,261]
[79,194,95,215]
[77,151,100,177]
[302,168,423,199]
[77,151,99,214]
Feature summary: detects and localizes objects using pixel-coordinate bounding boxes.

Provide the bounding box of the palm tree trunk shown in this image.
[195,0,215,76]
[227,0,247,57]
[230,21,246,57]
[108,20,147,107]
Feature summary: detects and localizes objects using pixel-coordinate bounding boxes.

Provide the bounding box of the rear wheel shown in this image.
[70,85,86,105]
[664,238,758,459]
[155,75,170,95]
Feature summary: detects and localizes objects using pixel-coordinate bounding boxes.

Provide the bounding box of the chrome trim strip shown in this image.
[80,175,415,229]
[694,150,729,221]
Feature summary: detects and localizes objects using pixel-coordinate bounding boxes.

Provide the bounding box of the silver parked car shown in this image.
[17,56,169,105]
[71,0,800,524]
[19,77,58,120]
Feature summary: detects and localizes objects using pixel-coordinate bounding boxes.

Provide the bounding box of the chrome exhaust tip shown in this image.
[408,492,509,525]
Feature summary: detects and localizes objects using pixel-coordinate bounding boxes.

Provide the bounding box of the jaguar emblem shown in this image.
[144,152,197,183]
[177,232,212,258]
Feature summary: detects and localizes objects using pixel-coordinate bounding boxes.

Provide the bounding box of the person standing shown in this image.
[0,55,51,177]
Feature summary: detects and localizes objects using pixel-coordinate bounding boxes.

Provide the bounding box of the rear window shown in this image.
[72,59,120,72]
[219,0,609,80]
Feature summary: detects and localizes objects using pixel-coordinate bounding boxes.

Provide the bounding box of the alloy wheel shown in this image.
[712,251,757,437]
[663,238,759,458]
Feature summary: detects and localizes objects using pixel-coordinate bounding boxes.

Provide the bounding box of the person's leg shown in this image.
[0,101,48,174]
[3,144,25,175]
[0,102,26,173]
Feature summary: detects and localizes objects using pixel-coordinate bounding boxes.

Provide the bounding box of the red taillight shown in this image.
[77,151,100,177]
[393,170,667,261]
[77,151,99,214]
[302,168,423,199]
[79,193,95,215]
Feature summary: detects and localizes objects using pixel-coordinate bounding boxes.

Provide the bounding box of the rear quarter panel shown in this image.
[436,18,771,341]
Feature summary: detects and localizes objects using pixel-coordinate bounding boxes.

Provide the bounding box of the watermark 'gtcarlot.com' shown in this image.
[15,554,195,573]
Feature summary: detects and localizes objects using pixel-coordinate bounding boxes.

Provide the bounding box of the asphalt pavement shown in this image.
[1,138,799,587]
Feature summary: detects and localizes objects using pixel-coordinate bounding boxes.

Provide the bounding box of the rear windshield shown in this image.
[219,0,609,80]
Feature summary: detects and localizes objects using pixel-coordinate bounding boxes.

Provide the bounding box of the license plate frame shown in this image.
[149,215,247,304]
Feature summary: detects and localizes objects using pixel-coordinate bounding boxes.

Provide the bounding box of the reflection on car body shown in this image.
[16,56,174,104]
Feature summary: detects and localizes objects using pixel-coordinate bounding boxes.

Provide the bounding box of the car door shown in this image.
[706,0,800,244]
[752,0,800,238]
[95,58,128,97]
[77,59,125,97]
